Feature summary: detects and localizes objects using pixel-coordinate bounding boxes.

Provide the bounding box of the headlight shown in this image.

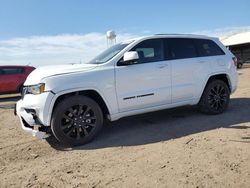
[27,83,45,95]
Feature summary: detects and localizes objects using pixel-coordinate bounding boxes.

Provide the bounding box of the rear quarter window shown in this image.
[194,39,225,57]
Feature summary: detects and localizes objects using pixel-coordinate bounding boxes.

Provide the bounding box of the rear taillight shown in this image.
[232,57,237,67]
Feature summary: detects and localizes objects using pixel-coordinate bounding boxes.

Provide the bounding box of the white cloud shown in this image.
[0,32,137,67]
[1,26,250,67]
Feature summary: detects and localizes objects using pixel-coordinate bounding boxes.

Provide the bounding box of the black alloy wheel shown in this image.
[199,80,230,114]
[51,96,103,146]
[207,83,228,111]
[61,104,96,140]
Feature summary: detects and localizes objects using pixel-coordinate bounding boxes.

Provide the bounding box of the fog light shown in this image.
[25,108,36,115]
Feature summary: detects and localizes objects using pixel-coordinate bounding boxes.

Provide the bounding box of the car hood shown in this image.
[25,64,98,85]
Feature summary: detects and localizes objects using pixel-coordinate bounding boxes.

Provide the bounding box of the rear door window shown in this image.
[166,38,198,60]
[193,39,225,57]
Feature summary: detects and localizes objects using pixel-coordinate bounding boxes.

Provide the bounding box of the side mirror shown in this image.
[122,51,139,65]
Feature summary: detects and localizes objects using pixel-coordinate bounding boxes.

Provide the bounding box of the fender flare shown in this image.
[198,72,232,100]
[45,87,112,126]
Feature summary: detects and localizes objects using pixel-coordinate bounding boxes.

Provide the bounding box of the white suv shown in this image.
[15,34,238,146]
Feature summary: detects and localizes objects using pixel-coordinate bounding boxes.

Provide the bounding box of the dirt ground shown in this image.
[0,67,250,188]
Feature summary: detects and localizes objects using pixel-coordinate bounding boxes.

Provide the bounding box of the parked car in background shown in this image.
[0,65,35,94]
[237,60,244,69]
[245,58,250,64]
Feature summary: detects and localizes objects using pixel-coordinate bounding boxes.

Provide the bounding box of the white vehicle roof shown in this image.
[125,34,217,43]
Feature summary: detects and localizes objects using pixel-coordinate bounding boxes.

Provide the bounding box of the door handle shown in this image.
[157,64,168,69]
[198,61,206,64]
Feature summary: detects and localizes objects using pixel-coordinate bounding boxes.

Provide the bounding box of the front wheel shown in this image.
[51,95,103,146]
[198,80,230,114]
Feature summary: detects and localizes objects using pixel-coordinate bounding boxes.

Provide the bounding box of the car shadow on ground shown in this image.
[45,97,250,150]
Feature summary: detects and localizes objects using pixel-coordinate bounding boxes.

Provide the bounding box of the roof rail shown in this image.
[154,33,211,38]
[155,33,203,36]
[155,33,182,35]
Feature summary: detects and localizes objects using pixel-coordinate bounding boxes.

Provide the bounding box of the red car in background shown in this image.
[0,65,35,94]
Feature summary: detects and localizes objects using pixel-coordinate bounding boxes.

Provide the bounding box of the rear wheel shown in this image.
[51,95,103,146]
[198,80,230,114]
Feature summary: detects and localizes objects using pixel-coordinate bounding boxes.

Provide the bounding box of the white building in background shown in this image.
[220,31,250,63]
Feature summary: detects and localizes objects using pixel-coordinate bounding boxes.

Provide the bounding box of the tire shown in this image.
[198,80,230,114]
[51,95,103,146]
[237,63,242,69]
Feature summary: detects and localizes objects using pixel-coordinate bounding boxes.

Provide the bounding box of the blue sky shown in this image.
[1,0,250,39]
[0,0,250,66]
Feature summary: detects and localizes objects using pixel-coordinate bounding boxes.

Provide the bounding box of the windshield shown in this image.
[88,42,130,64]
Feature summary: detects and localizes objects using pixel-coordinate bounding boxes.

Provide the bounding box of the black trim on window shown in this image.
[163,39,171,60]
[117,37,226,65]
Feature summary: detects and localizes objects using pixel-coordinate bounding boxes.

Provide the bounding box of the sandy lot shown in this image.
[0,67,250,188]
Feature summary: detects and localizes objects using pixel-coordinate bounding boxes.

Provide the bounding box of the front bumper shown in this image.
[15,92,54,139]
[17,115,50,139]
